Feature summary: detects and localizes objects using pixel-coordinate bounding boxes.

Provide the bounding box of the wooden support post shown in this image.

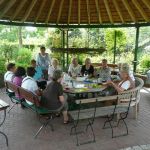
[133,26,140,73]
[66,30,69,68]
[61,29,65,69]
[113,31,117,64]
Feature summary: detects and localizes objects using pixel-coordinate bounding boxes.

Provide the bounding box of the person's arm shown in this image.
[35,89,42,96]
[107,80,130,93]
[58,84,65,104]
[33,81,43,96]
[47,54,51,65]
[68,65,72,76]
[59,95,65,104]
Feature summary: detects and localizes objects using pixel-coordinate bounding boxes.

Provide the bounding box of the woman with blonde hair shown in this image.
[48,58,61,81]
[81,58,94,78]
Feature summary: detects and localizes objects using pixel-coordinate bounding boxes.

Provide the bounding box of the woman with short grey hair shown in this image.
[41,70,69,124]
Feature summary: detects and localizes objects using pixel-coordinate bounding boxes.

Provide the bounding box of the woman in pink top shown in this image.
[13,66,26,98]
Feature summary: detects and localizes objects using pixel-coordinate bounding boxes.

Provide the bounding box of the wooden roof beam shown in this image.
[133,0,149,22]
[103,0,113,24]
[34,0,46,23]
[0,0,16,19]
[122,0,136,22]
[68,0,72,24]
[86,0,90,25]
[0,0,5,5]
[45,0,55,24]
[57,0,64,24]
[95,0,102,24]
[22,0,37,22]
[11,0,27,20]
[113,0,124,23]
[141,0,150,12]
[78,0,80,25]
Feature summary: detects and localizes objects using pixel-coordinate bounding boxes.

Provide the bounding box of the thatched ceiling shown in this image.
[0,0,150,27]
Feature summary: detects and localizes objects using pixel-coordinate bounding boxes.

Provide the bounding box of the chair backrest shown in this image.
[5,81,19,94]
[18,87,40,107]
[135,77,144,89]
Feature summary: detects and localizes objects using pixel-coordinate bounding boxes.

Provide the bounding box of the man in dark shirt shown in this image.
[41,70,69,124]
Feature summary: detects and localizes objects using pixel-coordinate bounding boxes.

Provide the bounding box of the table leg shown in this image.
[0,109,8,146]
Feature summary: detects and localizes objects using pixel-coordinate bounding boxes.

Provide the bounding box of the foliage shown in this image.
[105,29,127,55]
[0,57,6,74]
[16,48,32,68]
[139,55,150,73]
[0,41,18,62]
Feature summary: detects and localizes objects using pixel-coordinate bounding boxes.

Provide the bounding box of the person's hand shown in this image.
[106,80,113,85]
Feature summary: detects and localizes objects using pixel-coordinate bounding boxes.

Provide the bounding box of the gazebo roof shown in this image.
[0,0,150,27]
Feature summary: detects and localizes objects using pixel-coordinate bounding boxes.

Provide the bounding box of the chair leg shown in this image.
[0,131,8,146]
[34,118,53,139]
[134,104,138,119]
[7,103,17,113]
[113,115,128,138]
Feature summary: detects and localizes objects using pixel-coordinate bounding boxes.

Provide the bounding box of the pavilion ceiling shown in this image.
[0,0,150,27]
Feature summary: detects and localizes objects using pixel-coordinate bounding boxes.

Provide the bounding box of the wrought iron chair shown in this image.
[69,99,97,146]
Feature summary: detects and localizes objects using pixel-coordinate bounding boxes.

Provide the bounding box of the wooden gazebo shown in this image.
[0,0,150,71]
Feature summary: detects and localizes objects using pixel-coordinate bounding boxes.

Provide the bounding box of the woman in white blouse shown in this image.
[106,69,135,93]
[48,58,61,80]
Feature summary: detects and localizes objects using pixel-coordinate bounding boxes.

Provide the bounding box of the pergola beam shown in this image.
[0,21,150,28]
[122,0,136,22]
[0,0,5,5]
[11,0,27,20]
[78,0,80,25]
[0,0,16,19]
[34,0,46,23]
[133,0,149,22]
[45,0,55,24]
[103,0,113,24]
[142,0,150,10]
[22,0,37,22]
[95,0,102,24]
[113,0,124,23]
[68,0,72,24]
[57,0,64,24]
[86,0,90,25]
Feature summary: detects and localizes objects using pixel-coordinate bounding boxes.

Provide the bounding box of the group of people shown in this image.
[4,46,135,124]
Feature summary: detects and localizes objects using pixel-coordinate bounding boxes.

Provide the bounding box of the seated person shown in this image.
[21,67,42,105]
[97,59,111,81]
[68,58,81,77]
[13,66,26,87]
[4,63,16,93]
[41,70,69,124]
[48,58,61,81]
[106,69,135,94]
[81,58,94,78]
[31,59,46,90]
[4,63,16,82]
[13,66,26,98]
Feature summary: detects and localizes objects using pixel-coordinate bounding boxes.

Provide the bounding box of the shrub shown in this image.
[0,57,6,75]
[139,55,150,73]
[16,48,32,68]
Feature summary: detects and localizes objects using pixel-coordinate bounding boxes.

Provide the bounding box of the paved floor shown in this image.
[0,88,150,150]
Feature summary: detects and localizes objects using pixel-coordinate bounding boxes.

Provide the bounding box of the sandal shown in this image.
[63,120,70,124]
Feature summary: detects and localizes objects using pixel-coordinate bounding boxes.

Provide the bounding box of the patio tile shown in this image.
[0,88,150,150]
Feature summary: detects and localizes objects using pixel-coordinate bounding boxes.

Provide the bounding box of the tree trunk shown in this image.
[18,26,23,49]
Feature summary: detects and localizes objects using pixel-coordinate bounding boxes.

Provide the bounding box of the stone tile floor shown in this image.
[0,88,150,150]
